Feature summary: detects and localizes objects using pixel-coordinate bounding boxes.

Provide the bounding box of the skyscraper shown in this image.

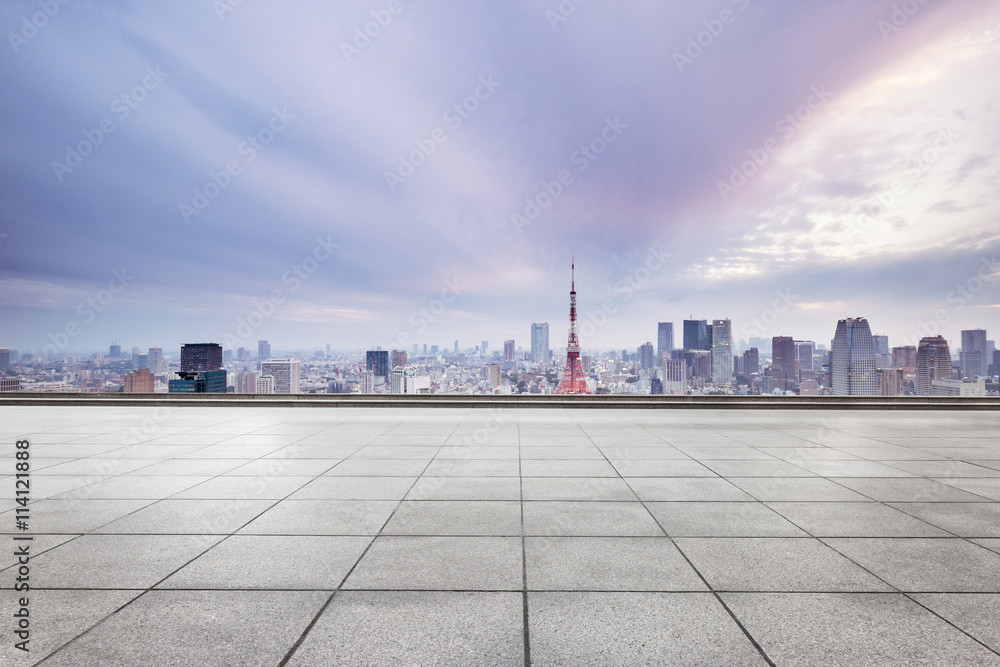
[366,350,390,385]
[0,348,9,374]
[657,322,674,360]
[683,320,709,351]
[917,335,952,396]
[831,318,877,396]
[742,348,759,375]
[892,345,917,370]
[960,329,988,378]
[260,359,300,394]
[109,344,121,358]
[258,340,271,361]
[710,319,733,385]
[872,334,891,368]
[663,359,686,394]
[391,350,408,369]
[123,369,154,393]
[771,336,796,392]
[504,340,515,363]
[147,347,164,375]
[531,323,549,364]
[638,342,655,370]
[554,261,592,394]
[180,343,223,372]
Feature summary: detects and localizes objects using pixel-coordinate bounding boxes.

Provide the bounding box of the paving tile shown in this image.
[525,537,707,591]
[405,476,521,500]
[3,498,154,534]
[701,460,817,477]
[223,458,339,476]
[0,590,142,665]
[28,534,222,588]
[351,445,439,460]
[324,459,429,476]
[826,538,1000,591]
[287,591,523,666]
[597,445,689,460]
[528,592,768,665]
[724,593,1000,667]
[121,458,253,476]
[675,446,775,460]
[609,459,716,477]
[913,594,1000,653]
[171,475,313,500]
[421,459,520,477]
[93,499,274,534]
[648,502,807,537]
[795,460,916,477]
[765,501,949,537]
[160,535,371,589]
[523,501,664,536]
[521,477,637,501]
[625,477,754,501]
[383,500,522,536]
[51,475,212,500]
[676,538,892,592]
[40,591,328,667]
[239,500,397,535]
[832,477,992,502]
[729,477,869,501]
[885,503,1000,538]
[973,539,1000,555]
[756,447,861,461]
[885,460,1000,478]
[288,476,416,500]
[932,478,1000,501]
[435,445,520,459]
[344,536,522,590]
[520,459,618,477]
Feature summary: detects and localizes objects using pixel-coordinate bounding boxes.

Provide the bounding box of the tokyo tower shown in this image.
[554,259,592,395]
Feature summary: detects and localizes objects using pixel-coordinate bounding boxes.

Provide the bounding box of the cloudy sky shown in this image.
[1,0,998,355]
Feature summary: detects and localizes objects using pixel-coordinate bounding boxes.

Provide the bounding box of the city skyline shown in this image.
[1,2,998,352]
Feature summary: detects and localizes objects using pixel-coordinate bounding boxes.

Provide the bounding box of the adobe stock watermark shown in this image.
[340,0,412,63]
[51,65,168,183]
[511,116,628,235]
[385,277,467,350]
[717,85,831,202]
[740,288,798,338]
[544,0,588,31]
[578,245,671,343]
[673,0,752,74]
[213,0,248,21]
[7,0,72,54]
[41,268,134,356]
[844,127,958,241]
[384,75,502,192]
[877,0,931,41]
[221,236,340,348]
[899,255,998,347]
[179,107,295,224]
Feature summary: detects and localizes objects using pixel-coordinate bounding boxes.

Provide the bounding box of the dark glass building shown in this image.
[366,350,390,384]
[683,320,710,351]
[169,370,228,393]
[181,343,223,372]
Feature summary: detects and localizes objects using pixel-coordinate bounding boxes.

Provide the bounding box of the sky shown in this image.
[1,0,998,356]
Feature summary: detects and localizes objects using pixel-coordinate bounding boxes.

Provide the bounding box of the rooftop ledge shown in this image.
[2,393,998,409]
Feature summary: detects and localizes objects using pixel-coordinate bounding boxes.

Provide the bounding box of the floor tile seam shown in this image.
[518,410,532,666]
[898,592,1000,658]
[929,478,1000,503]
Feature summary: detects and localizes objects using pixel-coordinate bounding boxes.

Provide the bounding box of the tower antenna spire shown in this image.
[554,258,592,395]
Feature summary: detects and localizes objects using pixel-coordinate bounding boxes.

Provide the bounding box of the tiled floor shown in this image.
[2,406,1000,666]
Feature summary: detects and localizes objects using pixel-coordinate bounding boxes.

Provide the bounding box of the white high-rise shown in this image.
[710,319,733,385]
[260,359,300,394]
[531,323,549,364]
[831,318,877,395]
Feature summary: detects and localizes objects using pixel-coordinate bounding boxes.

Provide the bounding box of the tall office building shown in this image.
[0,348,9,374]
[831,318,877,396]
[892,346,917,370]
[872,334,891,368]
[454,340,459,353]
[109,344,121,358]
[180,343,223,372]
[488,364,502,388]
[260,359,300,394]
[258,340,271,361]
[504,340,515,363]
[359,370,375,394]
[960,329,988,378]
[638,342,655,370]
[255,375,275,394]
[771,336,796,392]
[481,341,488,357]
[657,323,674,361]
[877,368,904,396]
[390,350,408,369]
[531,323,549,363]
[710,319,733,385]
[123,369,154,393]
[917,335,952,396]
[683,320,709,351]
[663,359,686,394]
[391,366,429,394]
[741,348,759,375]
[795,340,816,377]
[235,371,258,393]
[147,347,164,375]
[366,350,390,384]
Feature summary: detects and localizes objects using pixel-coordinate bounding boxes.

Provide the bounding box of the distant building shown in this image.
[772,336,796,392]
[657,322,674,361]
[795,340,816,377]
[917,336,952,396]
[741,348,759,376]
[0,377,21,392]
[169,370,227,393]
[0,347,9,374]
[390,366,430,394]
[831,318,877,396]
[148,347,164,375]
[663,359,686,394]
[504,340,515,363]
[683,320,710,351]
[180,343,223,372]
[932,377,985,397]
[260,359,300,394]
[391,350,408,369]
[255,375,275,394]
[366,350,389,385]
[488,364,502,388]
[877,368,904,396]
[960,329,988,378]
[531,323,549,363]
[638,342,655,370]
[258,340,271,361]
[123,369,154,393]
[359,370,375,394]
[892,346,917,370]
[711,320,733,385]
[235,372,257,394]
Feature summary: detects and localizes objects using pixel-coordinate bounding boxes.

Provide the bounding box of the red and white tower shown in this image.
[554,259,592,395]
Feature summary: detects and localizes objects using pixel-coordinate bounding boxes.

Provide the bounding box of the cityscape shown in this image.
[2,269,996,396]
